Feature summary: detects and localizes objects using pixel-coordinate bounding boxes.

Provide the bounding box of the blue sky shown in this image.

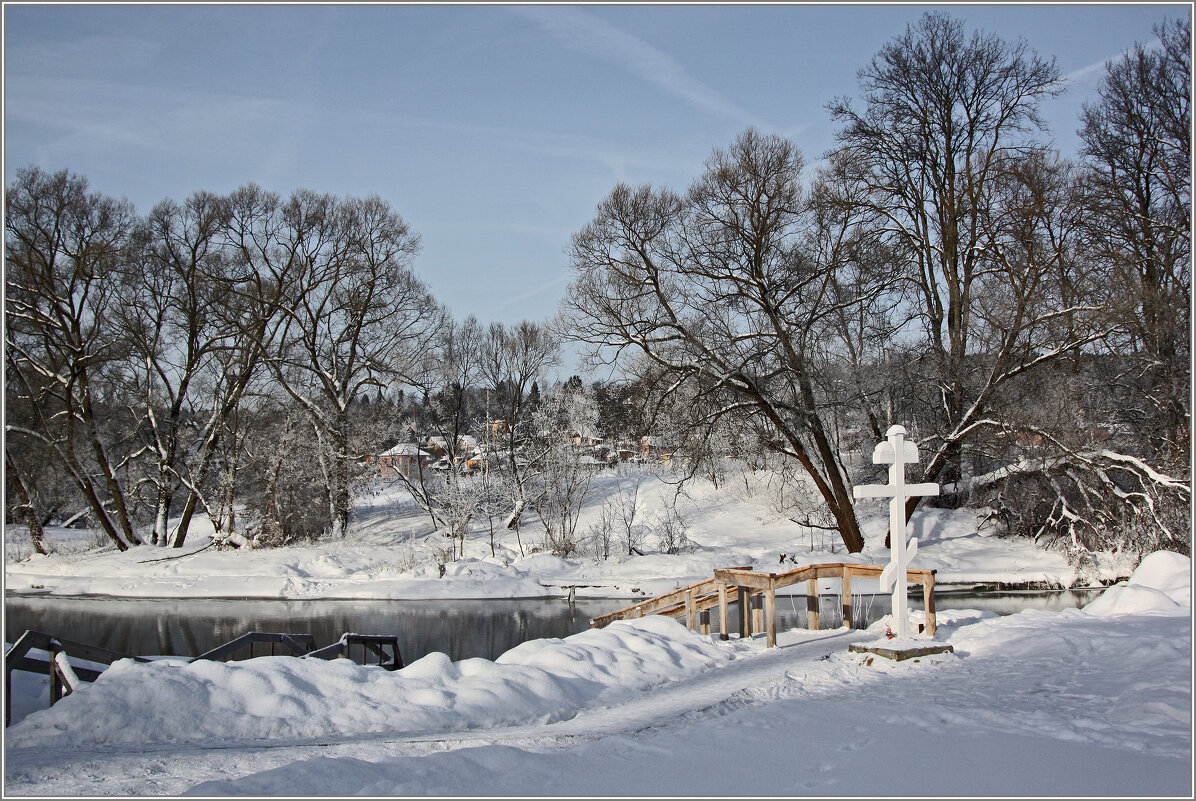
[5,3,1189,338]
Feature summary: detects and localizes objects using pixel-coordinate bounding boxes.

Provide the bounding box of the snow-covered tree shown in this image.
[525,381,599,557]
[115,191,230,546]
[477,319,560,533]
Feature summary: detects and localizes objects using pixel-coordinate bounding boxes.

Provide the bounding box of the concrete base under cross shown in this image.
[849,642,955,661]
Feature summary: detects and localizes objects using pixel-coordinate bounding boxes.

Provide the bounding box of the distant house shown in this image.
[639,435,674,461]
[569,430,605,448]
[426,434,480,458]
[374,443,432,478]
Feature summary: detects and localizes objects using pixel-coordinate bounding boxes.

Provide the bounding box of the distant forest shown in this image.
[6,13,1189,562]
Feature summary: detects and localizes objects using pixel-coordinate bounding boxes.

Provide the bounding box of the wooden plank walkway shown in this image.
[590,563,937,647]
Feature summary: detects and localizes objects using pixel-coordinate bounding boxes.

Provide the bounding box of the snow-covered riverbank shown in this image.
[3,552,1190,796]
[4,476,1139,602]
[7,475,1186,795]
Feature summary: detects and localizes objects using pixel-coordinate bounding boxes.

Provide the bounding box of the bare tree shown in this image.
[168,184,314,547]
[268,191,438,539]
[5,166,143,550]
[564,130,890,553]
[526,381,598,557]
[1078,18,1191,464]
[477,320,560,532]
[115,192,229,545]
[383,315,487,556]
[611,464,645,556]
[827,13,1112,519]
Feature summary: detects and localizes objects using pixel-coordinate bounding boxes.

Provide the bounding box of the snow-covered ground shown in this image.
[4,472,1187,795]
[4,473,1139,602]
[3,552,1190,796]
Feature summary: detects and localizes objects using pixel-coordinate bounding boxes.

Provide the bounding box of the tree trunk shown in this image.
[152,482,172,547]
[5,448,48,556]
[329,413,351,539]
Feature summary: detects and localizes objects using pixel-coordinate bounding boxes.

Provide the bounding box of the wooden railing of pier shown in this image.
[589,563,937,648]
[4,630,151,726]
[5,629,404,725]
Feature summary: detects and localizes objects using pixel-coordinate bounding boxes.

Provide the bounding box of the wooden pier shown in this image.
[589,562,937,648]
[5,628,404,725]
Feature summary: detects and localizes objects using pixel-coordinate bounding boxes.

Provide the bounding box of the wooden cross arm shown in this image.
[853,482,940,499]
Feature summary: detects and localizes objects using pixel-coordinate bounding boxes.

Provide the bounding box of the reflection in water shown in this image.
[4,589,1104,664]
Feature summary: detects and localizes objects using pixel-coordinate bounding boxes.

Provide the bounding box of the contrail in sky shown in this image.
[511,5,767,129]
[496,273,570,311]
[1063,37,1161,85]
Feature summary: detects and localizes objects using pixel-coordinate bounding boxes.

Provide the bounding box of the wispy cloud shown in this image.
[5,76,293,159]
[510,6,767,129]
[1064,56,1113,87]
[348,106,702,177]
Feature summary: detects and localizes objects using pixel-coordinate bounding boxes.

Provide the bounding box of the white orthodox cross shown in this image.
[852,425,939,638]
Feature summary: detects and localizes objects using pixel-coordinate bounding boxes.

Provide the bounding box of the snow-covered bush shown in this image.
[984,453,1190,558]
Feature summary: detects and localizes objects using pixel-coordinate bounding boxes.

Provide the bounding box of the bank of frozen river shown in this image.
[4,480,1139,602]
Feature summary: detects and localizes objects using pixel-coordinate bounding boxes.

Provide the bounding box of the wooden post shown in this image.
[685,589,697,630]
[765,585,777,648]
[635,605,643,619]
[718,584,730,640]
[806,577,820,631]
[738,587,752,638]
[48,640,64,706]
[700,609,711,636]
[924,570,937,637]
[752,594,763,634]
[841,565,853,629]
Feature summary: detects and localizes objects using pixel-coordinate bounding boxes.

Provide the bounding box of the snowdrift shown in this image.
[5,616,739,748]
[1082,550,1191,616]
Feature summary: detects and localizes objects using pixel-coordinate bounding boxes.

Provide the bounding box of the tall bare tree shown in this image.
[5,167,143,550]
[1078,18,1191,464]
[169,184,313,547]
[564,130,894,553]
[827,12,1111,516]
[116,191,229,545]
[477,319,560,531]
[270,191,438,539]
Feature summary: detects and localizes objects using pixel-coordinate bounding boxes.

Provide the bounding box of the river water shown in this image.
[4,588,1104,665]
